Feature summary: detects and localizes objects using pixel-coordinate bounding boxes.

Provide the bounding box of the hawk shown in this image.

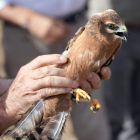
[2,9,127,140]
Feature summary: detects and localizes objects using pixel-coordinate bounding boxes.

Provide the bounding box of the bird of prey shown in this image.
[2,9,127,140]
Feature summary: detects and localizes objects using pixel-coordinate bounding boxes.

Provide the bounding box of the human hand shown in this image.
[80,67,111,94]
[28,13,71,45]
[2,55,78,124]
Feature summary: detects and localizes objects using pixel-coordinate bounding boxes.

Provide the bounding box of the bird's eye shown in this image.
[107,23,115,29]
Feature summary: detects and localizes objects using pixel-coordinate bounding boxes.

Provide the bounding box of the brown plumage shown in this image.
[2,9,127,140]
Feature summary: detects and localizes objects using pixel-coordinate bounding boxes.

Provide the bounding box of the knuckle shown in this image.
[37,89,44,99]
[36,55,43,63]
[46,77,53,87]
[33,69,40,77]
[38,78,46,87]
[51,54,60,61]
[46,88,52,95]
[50,55,57,62]
[17,74,26,82]
[19,66,26,73]
[44,67,50,75]
[85,87,92,94]
[95,81,101,89]
[41,88,52,98]
[14,74,28,88]
[34,67,50,77]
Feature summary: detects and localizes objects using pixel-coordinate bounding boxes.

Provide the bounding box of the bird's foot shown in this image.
[73,88,91,102]
[90,99,101,113]
[71,97,101,113]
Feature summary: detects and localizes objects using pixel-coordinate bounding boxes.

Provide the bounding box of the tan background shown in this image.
[0,20,7,78]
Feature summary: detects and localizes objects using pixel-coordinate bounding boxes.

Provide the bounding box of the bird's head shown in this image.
[86,9,128,42]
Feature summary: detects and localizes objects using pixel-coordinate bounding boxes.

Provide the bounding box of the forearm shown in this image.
[0,5,32,27]
[0,93,14,135]
[0,79,14,135]
[0,79,13,97]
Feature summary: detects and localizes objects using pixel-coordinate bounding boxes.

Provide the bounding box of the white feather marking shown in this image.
[94,54,107,69]
[112,55,115,60]
[62,48,71,56]
[94,12,102,16]
[102,54,107,63]
[94,60,101,67]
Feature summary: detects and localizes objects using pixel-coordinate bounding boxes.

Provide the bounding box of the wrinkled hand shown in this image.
[80,67,111,94]
[2,55,78,124]
[28,13,71,45]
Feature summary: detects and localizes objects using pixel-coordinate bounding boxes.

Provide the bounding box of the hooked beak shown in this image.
[115,25,128,42]
[122,30,128,42]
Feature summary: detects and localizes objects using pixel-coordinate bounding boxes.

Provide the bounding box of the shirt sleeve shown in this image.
[0,0,8,10]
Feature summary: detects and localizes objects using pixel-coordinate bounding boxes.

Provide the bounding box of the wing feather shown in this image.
[40,111,69,140]
[3,99,45,139]
[65,26,85,51]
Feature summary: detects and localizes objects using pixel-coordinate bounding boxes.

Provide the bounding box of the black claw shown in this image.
[89,94,92,99]
[76,100,79,105]
[71,97,80,105]
[91,107,99,113]
[91,109,95,113]
[86,97,88,100]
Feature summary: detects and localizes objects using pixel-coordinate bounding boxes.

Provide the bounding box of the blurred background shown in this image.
[0,0,140,140]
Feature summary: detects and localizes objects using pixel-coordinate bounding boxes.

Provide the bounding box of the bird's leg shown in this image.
[71,97,101,113]
[73,88,91,102]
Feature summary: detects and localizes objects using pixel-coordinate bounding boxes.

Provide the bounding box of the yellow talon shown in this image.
[90,99,101,113]
[73,88,91,102]
[76,92,80,102]
[72,89,101,113]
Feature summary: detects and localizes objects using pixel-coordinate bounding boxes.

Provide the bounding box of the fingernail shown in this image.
[88,73,92,79]
[59,56,67,62]
[73,81,78,86]
[102,68,107,74]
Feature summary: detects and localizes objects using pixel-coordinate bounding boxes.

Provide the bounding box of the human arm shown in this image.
[0,79,13,97]
[0,5,71,44]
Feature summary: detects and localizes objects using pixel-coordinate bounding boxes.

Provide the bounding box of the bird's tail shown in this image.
[40,111,70,140]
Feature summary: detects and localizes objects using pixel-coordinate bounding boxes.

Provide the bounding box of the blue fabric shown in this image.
[0,0,87,17]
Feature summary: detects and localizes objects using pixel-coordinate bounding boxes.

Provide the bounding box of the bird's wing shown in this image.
[65,26,85,51]
[103,42,122,67]
[3,99,45,139]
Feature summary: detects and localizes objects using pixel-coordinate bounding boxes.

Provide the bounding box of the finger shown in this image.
[32,76,78,90]
[30,66,66,79]
[36,87,73,99]
[86,72,101,89]
[100,67,111,80]
[80,79,92,94]
[26,54,67,70]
